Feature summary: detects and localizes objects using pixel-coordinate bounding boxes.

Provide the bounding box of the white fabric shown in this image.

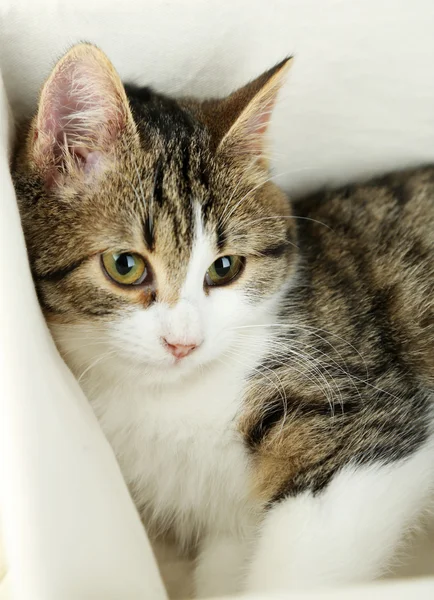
[0,0,433,598]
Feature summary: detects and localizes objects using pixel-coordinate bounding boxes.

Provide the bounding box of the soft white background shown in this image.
[2,0,434,196]
[0,1,433,598]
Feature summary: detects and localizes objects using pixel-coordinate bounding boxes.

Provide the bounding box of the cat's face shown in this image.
[15,44,296,384]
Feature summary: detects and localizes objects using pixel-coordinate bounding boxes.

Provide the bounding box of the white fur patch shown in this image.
[245,444,434,592]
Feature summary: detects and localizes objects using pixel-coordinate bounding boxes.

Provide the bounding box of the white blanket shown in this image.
[0,1,433,597]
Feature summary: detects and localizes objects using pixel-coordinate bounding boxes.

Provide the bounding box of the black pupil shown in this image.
[214,256,232,277]
[115,253,135,276]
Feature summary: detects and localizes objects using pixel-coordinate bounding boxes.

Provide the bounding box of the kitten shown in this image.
[13,44,434,596]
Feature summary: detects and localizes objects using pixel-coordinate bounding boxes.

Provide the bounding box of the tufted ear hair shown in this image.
[29,43,135,186]
[199,57,292,162]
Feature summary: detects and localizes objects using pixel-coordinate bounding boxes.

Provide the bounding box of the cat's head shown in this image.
[15,44,297,385]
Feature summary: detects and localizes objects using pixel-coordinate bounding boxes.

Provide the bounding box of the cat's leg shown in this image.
[194,533,249,598]
[246,446,434,592]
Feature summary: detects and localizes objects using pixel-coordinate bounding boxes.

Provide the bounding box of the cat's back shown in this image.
[294,166,434,384]
[297,166,434,250]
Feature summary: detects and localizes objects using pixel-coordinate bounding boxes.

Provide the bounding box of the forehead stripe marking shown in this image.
[143,217,154,251]
[216,221,226,252]
[152,157,164,206]
[181,142,191,191]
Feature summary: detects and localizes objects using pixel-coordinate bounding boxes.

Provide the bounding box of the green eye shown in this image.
[102,252,148,285]
[205,255,244,287]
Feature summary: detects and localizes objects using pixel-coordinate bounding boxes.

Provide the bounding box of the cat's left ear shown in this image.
[29,43,136,186]
[210,57,292,162]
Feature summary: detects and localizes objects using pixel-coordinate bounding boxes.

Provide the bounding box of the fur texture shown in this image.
[13,44,434,597]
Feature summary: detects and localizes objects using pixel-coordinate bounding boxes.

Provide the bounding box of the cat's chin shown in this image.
[137,354,216,386]
[88,346,218,388]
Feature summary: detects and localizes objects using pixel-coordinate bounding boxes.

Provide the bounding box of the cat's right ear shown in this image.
[199,58,292,164]
[29,43,136,187]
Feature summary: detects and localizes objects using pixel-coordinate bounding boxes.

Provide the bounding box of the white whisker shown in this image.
[77,350,116,383]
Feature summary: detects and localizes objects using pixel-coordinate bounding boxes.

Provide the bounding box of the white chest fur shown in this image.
[85,357,258,546]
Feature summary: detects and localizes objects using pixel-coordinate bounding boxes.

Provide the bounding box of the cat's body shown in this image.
[73,166,434,594]
[13,44,434,596]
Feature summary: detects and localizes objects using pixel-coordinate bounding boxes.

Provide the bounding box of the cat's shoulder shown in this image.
[293,165,434,240]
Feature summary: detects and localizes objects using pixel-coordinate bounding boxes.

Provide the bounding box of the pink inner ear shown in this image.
[35,52,125,178]
[253,101,275,135]
[70,147,103,175]
[41,74,90,158]
[244,97,277,154]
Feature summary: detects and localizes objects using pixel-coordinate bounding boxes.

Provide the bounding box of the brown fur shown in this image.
[14,45,294,325]
[240,167,434,501]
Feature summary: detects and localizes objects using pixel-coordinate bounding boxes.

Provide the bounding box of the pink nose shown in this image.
[164,340,197,359]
